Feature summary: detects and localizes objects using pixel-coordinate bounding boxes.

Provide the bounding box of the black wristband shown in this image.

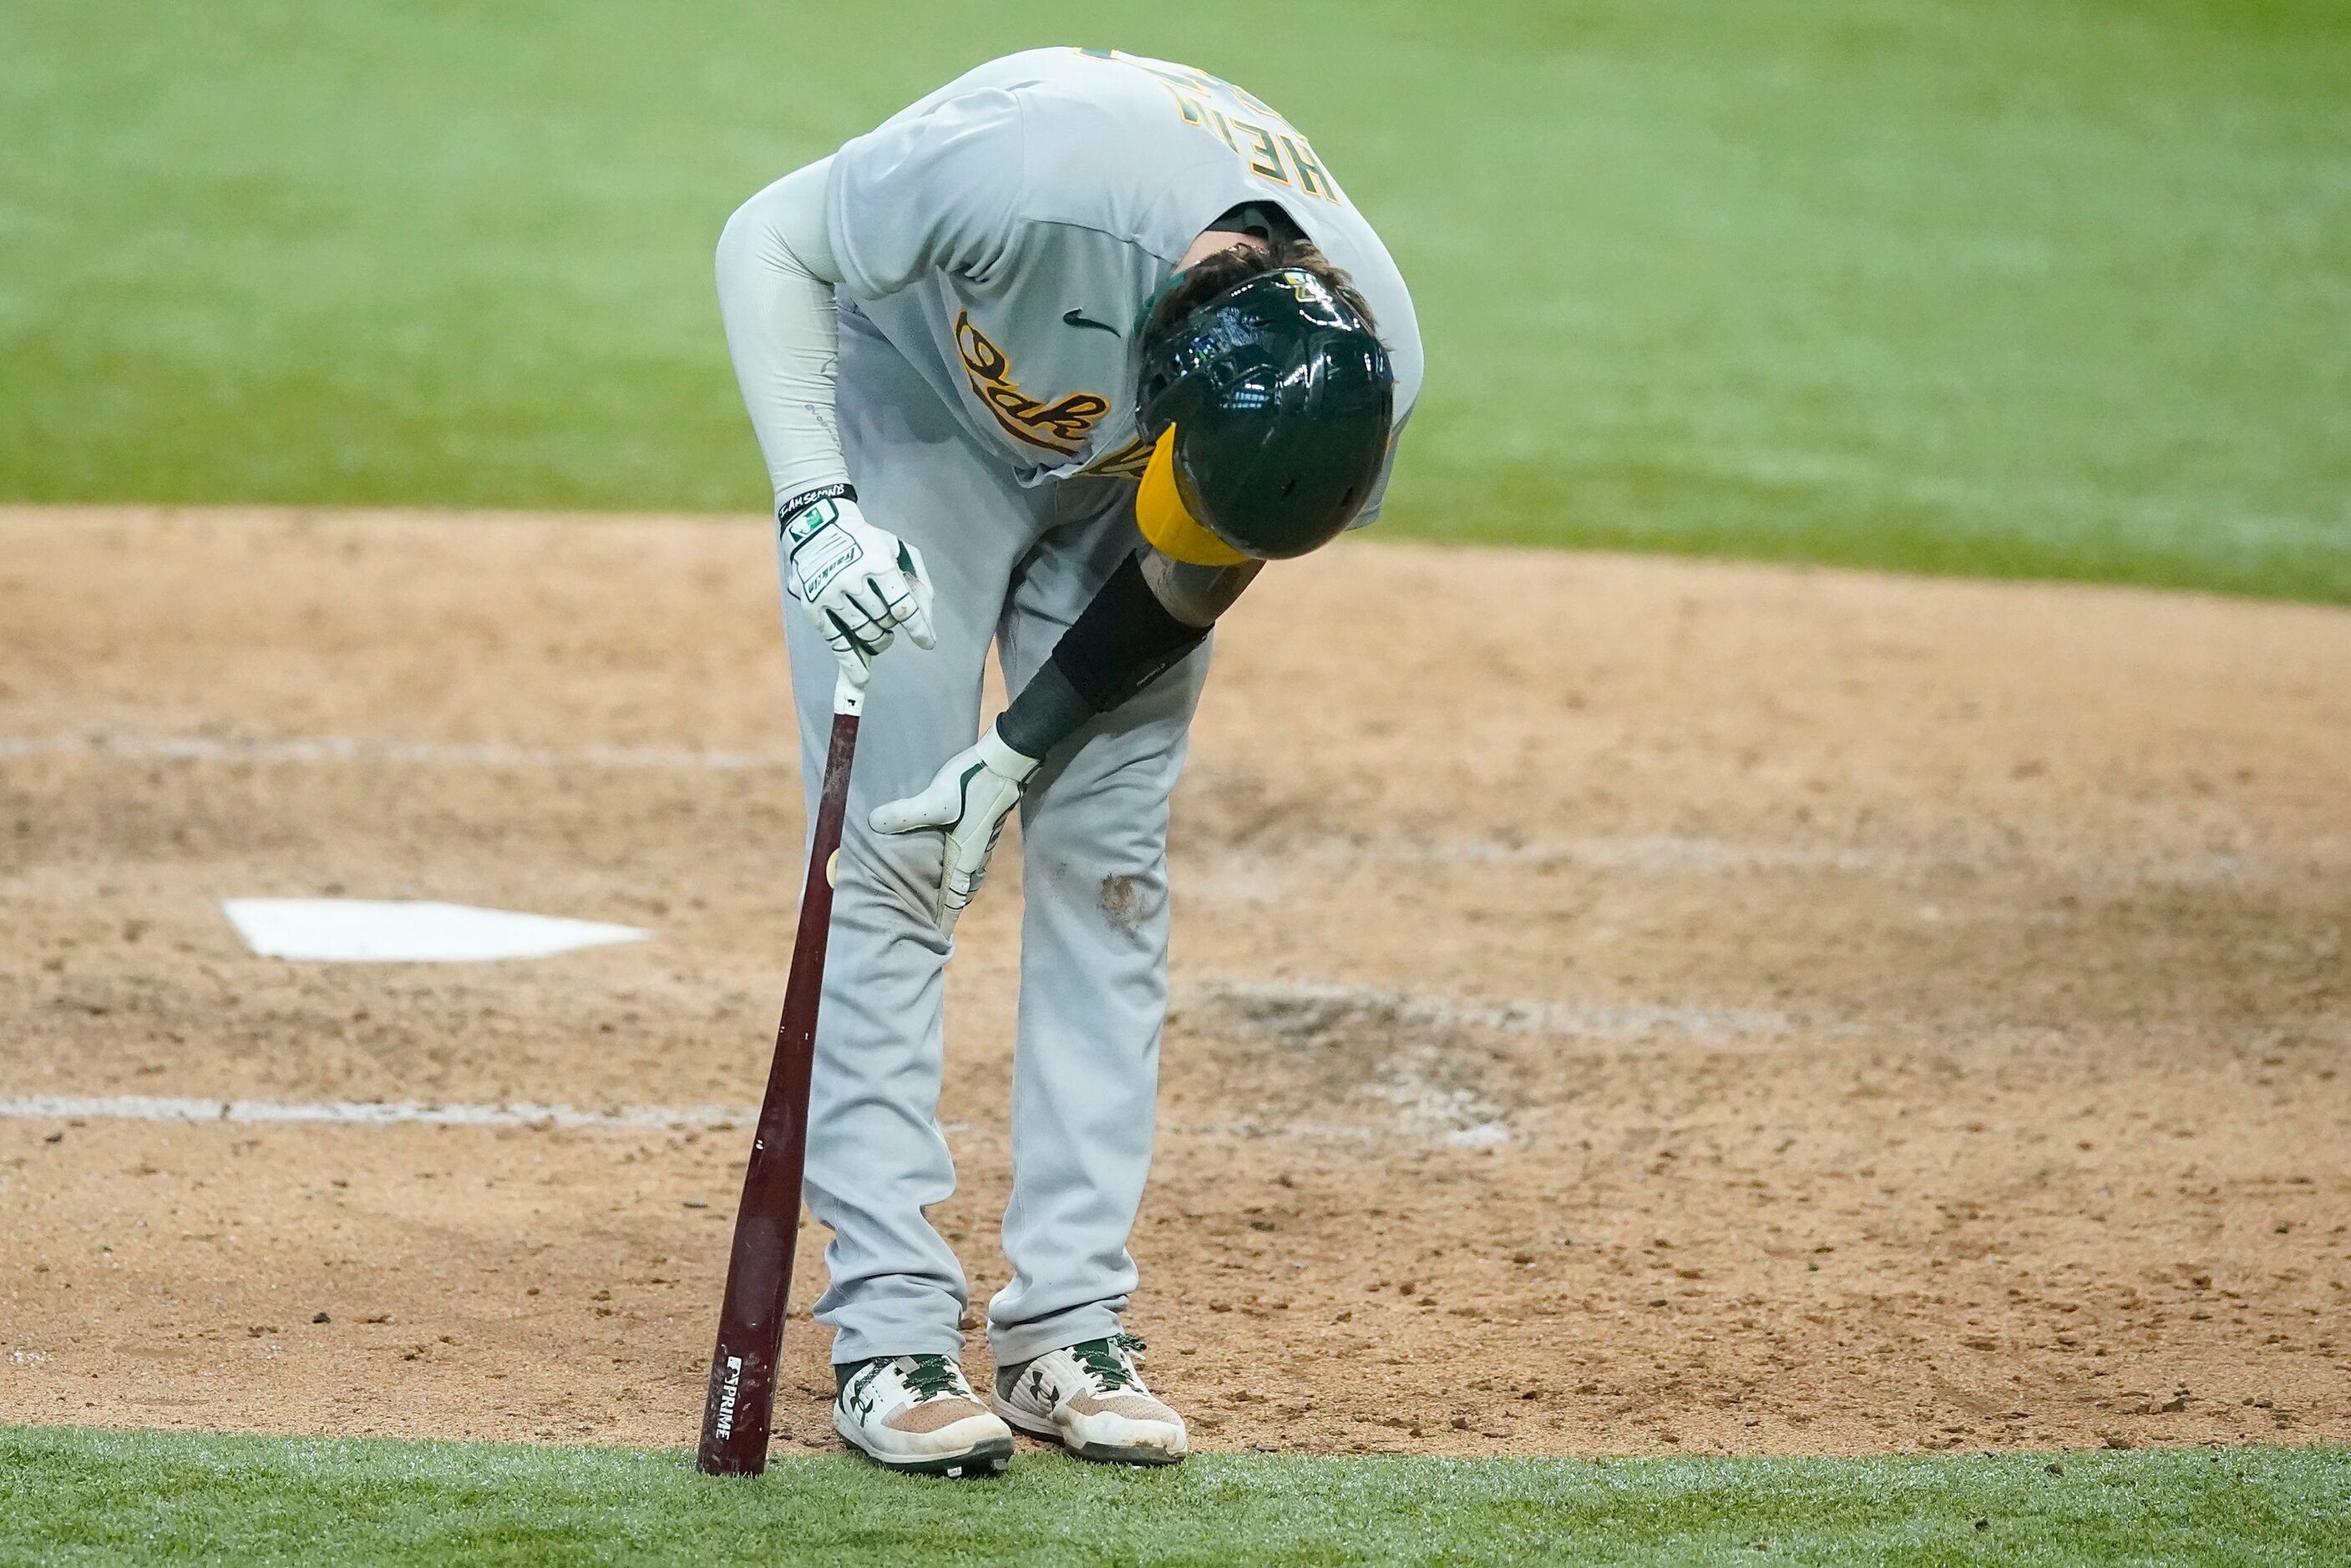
[997,551,1207,760]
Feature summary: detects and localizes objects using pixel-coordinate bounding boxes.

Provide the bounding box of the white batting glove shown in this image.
[778,485,936,687]
[869,725,1041,936]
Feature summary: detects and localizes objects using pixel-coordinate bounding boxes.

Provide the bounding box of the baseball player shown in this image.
[716,47,1421,1474]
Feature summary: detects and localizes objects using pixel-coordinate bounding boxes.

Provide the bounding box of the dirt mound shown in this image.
[2,505,2345,1457]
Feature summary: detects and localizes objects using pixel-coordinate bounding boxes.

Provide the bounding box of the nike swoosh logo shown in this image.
[1062,308,1121,336]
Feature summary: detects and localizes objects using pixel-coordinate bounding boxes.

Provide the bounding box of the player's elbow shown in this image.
[715,198,763,282]
[716,160,839,290]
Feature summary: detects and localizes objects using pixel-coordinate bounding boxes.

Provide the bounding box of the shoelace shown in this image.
[896,1353,968,1403]
[1069,1333,1148,1393]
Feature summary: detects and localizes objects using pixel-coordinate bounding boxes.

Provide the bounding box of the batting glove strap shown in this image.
[778,481,859,529]
[973,726,1041,785]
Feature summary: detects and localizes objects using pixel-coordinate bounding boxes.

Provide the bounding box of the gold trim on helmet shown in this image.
[1134,427,1251,566]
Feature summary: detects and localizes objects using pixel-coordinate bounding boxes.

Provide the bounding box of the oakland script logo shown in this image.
[955,310,1109,456]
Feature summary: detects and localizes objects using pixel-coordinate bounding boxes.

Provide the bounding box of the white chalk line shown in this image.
[0,1094,749,1131]
[0,1094,1416,1146]
[0,732,795,772]
[0,982,1773,1141]
[2,982,1751,1145]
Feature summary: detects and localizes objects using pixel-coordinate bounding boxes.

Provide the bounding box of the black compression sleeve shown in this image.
[995,660,1090,759]
[995,551,1207,760]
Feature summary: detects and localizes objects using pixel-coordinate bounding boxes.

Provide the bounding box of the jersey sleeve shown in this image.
[1347,412,1412,530]
[824,89,1027,299]
[715,158,852,503]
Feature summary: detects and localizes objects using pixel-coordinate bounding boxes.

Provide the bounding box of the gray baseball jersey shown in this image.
[824,47,1422,518]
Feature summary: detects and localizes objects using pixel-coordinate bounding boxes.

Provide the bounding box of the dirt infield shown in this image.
[3,506,2347,1459]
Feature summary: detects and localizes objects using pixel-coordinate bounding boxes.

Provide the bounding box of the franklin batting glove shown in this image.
[778,483,936,687]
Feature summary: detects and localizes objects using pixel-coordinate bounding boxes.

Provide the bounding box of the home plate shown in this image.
[222,899,651,963]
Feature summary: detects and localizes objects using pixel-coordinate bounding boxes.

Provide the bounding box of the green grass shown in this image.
[2,1428,2344,1566]
[3,1,2348,599]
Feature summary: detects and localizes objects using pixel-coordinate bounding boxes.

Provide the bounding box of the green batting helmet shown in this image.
[1132,267,1395,563]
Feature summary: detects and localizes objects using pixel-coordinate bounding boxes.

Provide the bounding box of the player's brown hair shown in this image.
[1146,233,1380,341]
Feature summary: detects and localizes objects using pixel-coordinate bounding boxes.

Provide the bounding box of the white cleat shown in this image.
[833,1353,1012,1478]
[993,1333,1189,1466]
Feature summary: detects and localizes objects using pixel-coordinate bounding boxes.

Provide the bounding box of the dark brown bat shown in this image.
[699,675,863,1476]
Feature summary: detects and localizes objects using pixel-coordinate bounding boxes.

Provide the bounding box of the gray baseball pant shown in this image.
[778,306,1208,1368]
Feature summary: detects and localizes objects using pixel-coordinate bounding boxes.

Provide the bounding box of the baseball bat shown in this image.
[698,670,864,1476]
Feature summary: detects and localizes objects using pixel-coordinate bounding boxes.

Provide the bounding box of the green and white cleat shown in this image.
[993,1333,1189,1466]
[833,1353,1012,1478]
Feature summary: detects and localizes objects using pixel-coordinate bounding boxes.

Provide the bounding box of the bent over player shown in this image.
[716,48,1421,1474]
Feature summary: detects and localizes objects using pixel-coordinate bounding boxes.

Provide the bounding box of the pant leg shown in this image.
[789,307,1046,1364]
[984,482,1211,1364]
